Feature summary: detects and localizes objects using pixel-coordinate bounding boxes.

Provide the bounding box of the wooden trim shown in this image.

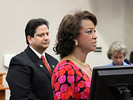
[0,73,9,100]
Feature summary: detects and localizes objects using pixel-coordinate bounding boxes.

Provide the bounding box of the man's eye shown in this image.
[94,30,96,33]
[37,34,43,37]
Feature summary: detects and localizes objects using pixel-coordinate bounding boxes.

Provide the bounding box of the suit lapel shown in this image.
[25,46,51,78]
[45,53,56,72]
[36,60,51,78]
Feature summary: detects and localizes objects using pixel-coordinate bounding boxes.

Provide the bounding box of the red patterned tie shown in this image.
[41,55,52,75]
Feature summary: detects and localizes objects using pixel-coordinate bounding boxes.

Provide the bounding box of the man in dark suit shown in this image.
[6,18,58,100]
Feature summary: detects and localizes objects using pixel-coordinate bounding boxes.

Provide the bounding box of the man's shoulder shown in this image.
[10,47,33,65]
[13,46,36,59]
[11,52,26,63]
[13,49,27,59]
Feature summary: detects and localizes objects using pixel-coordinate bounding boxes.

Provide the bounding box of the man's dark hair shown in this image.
[25,18,49,44]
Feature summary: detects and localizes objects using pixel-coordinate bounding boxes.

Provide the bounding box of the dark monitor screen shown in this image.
[89,65,133,100]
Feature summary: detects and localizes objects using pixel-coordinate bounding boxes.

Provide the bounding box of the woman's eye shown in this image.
[85,29,96,34]
[46,33,49,36]
[86,30,92,33]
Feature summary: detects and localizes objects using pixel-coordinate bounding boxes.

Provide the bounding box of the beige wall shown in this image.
[88,0,133,66]
[0,0,133,99]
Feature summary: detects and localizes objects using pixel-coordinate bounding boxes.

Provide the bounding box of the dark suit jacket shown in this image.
[6,46,58,100]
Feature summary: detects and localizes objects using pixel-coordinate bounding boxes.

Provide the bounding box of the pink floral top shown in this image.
[51,60,91,100]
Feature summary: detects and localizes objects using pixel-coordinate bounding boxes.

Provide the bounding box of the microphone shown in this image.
[124,58,131,65]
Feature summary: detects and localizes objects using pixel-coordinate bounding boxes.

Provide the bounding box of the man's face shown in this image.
[27,24,50,54]
[111,52,125,65]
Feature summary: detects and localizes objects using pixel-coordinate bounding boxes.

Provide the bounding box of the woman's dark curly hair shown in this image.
[53,10,97,59]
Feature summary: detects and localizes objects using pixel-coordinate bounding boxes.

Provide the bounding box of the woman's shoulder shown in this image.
[53,60,78,75]
[54,60,75,70]
[57,60,75,66]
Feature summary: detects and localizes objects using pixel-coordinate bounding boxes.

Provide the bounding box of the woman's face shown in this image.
[111,52,125,65]
[77,19,97,53]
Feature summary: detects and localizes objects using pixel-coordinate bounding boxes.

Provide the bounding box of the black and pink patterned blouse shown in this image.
[51,60,91,100]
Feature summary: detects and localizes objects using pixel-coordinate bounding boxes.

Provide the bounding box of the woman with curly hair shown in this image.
[51,10,97,100]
